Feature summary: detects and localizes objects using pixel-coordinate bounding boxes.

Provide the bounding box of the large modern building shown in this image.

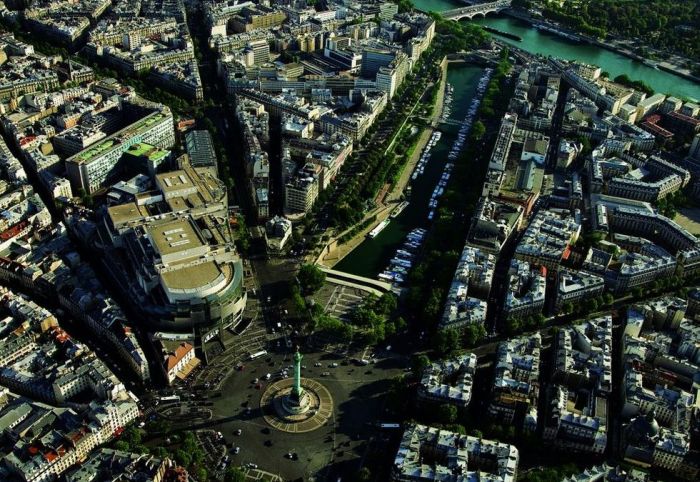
[65,101,175,194]
[98,162,246,336]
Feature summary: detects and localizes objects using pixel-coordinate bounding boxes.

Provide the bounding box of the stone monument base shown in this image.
[261,377,333,433]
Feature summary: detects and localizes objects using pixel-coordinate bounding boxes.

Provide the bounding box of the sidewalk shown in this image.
[387,57,449,205]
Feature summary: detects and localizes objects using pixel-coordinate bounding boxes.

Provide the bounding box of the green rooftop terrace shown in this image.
[125,142,169,161]
[67,110,169,165]
[75,139,116,163]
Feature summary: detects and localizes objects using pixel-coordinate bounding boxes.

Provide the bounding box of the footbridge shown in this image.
[443,0,511,21]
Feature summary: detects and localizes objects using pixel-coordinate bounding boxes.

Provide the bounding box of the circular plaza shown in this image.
[260,377,333,433]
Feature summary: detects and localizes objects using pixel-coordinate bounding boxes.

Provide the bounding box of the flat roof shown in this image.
[161,261,222,290]
[146,217,203,257]
[125,142,169,161]
[107,202,147,226]
[157,169,191,187]
[75,139,115,163]
[69,111,167,165]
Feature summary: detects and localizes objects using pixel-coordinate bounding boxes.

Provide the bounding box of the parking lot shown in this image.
[314,283,368,323]
[198,347,408,481]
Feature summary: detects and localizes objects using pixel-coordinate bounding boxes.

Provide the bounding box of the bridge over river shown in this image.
[442,0,511,21]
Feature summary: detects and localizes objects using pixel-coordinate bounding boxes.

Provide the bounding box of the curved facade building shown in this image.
[99,161,246,333]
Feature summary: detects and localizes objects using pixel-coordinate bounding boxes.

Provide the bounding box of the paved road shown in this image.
[190,348,408,481]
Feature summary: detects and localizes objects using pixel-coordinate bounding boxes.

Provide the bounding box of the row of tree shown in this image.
[542,0,700,60]
[326,13,491,230]
[403,50,514,355]
[328,50,442,229]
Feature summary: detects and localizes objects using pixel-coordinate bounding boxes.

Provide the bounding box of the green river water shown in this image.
[334,65,485,277]
[416,0,700,100]
[334,0,700,278]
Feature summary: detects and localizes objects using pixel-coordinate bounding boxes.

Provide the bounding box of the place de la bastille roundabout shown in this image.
[261,348,334,433]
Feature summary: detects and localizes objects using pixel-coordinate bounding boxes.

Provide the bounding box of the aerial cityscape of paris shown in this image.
[0,0,698,481]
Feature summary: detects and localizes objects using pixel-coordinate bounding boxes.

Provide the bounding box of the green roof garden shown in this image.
[68,109,169,165]
[125,142,169,161]
[76,139,116,162]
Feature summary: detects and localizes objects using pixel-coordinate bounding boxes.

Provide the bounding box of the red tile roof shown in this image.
[166,343,193,372]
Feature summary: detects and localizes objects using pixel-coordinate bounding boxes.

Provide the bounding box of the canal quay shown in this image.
[333,65,486,278]
[334,0,700,281]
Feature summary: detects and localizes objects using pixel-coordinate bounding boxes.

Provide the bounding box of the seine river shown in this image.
[415,0,700,100]
[334,0,700,279]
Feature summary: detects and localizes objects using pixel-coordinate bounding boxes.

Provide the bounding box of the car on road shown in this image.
[235,429,242,435]
[314,362,322,367]
[321,371,331,376]
[330,362,339,368]
[246,463,258,469]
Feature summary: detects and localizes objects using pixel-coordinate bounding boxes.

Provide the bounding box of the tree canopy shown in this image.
[543,0,700,59]
[297,264,326,295]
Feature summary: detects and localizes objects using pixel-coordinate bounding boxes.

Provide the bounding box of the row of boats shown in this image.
[411,130,442,181]
[447,68,493,162]
[427,165,452,221]
[377,228,427,286]
[367,200,410,239]
[440,83,455,122]
[376,70,495,287]
[426,69,493,221]
[535,23,582,44]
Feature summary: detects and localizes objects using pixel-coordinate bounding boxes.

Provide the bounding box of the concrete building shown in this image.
[285,163,320,215]
[392,424,518,482]
[264,215,292,252]
[555,269,605,312]
[65,102,175,194]
[622,410,690,472]
[100,163,246,334]
[163,342,198,384]
[503,259,546,320]
[514,209,580,272]
[489,333,541,431]
[544,317,612,453]
[418,354,477,408]
[441,245,493,331]
[689,134,700,162]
